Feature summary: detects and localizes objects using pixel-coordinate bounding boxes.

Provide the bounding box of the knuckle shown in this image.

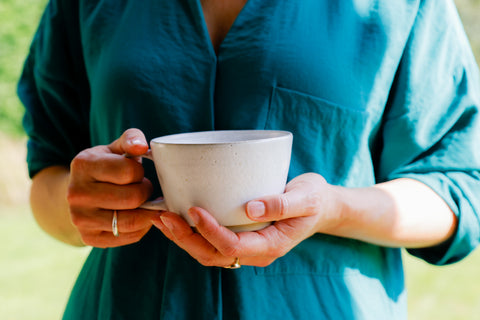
[277,246,290,258]
[70,153,84,170]
[266,235,290,258]
[257,258,276,268]
[122,229,145,245]
[141,178,154,197]
[66,185,80,204]
[66,184,90,207]
[198,223,220,239]
[123,186,148,208]
[69,212,82,228]
[264,195,289,219]
[134,182,149,200]
[305,192,322,215]
[133,228,149,241]
[69,208,86,228]
[65,186,76,205]
[269,246,285,258]
[110,187,135,209]
[279,194,289,217]
[220,245,239,258]
[120,163,139,182]
[122,213,142,232]
[71,149,95,172]
[197,255,217,267]
[80,233,97,247]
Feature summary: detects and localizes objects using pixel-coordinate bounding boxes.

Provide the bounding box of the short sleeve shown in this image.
[18,0,91,178]
[378,0,480,265]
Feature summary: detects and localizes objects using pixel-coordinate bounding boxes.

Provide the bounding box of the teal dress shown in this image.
[19,0,480,319]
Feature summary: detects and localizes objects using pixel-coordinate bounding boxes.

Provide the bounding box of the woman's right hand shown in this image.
[67,128,158,248]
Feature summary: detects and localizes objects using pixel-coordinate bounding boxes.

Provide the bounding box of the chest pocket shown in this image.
[265,86,375,187]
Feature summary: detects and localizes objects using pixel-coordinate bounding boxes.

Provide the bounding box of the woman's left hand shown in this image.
[152,173,342,267]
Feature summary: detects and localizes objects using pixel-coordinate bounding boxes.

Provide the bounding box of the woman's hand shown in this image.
[152,173,457,268]
[152,173,341,267]
[67,128,158,248]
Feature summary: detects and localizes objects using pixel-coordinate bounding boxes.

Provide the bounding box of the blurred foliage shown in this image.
[0,0,47,137]
[0,0,479,137]
[455,0,480,61]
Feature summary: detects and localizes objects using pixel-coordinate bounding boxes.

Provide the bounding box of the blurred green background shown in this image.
[1,0,479,319]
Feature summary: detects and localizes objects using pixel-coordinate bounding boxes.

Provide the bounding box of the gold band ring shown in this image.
[223,257,241,269]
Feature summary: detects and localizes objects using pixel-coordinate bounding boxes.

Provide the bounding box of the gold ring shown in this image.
[112,210,119,237]
[223,257,241,269]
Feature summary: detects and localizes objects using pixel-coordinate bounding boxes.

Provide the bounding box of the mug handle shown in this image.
[125,151,167,211]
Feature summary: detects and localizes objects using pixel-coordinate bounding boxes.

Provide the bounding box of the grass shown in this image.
[405,249,480,319]
[0,205,89,320]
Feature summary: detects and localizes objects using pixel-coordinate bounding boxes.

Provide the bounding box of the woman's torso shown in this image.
[64,0,418,318]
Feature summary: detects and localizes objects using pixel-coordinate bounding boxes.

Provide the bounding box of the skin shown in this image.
[30,129,457,268]
[200,0,249,53]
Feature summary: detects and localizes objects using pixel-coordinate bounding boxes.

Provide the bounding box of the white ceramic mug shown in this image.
[140,130,292,232]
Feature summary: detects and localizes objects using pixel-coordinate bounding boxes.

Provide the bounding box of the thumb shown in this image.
[108,128,149,156]
[246,188,306,222]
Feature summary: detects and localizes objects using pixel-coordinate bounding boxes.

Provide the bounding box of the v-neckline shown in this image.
[193,0,251,58]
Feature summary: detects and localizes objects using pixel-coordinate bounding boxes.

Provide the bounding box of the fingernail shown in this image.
[160,216,173,231]
[247,201,265,219]
[130,139,147,147]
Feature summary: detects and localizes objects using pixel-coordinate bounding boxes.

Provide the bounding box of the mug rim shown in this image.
[150,130,292,145]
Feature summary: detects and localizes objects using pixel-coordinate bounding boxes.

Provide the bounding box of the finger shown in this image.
[71,208,158,233]
[245,195,294,222]
[69,178,153,210]
[153,212,232,267]
[188,207,300,266]
[155,209,295,267]
[188,207,291,258]
[246,185,321,222]
[108,128,149,156]
[71,147,147,185]
[246,173,328,222]
[154,212,274,267]
[115,209,158,233]
[93,155,147,185]
[81,227,152,248]
[89,153,147,185]
[187,207,241,256]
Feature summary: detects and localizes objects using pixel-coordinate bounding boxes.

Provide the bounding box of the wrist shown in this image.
[313,183,354,236]
[317,184,393,245]
[31,166,86,247]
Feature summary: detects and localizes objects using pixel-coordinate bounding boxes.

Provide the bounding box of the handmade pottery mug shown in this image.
[140,130,293,232]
